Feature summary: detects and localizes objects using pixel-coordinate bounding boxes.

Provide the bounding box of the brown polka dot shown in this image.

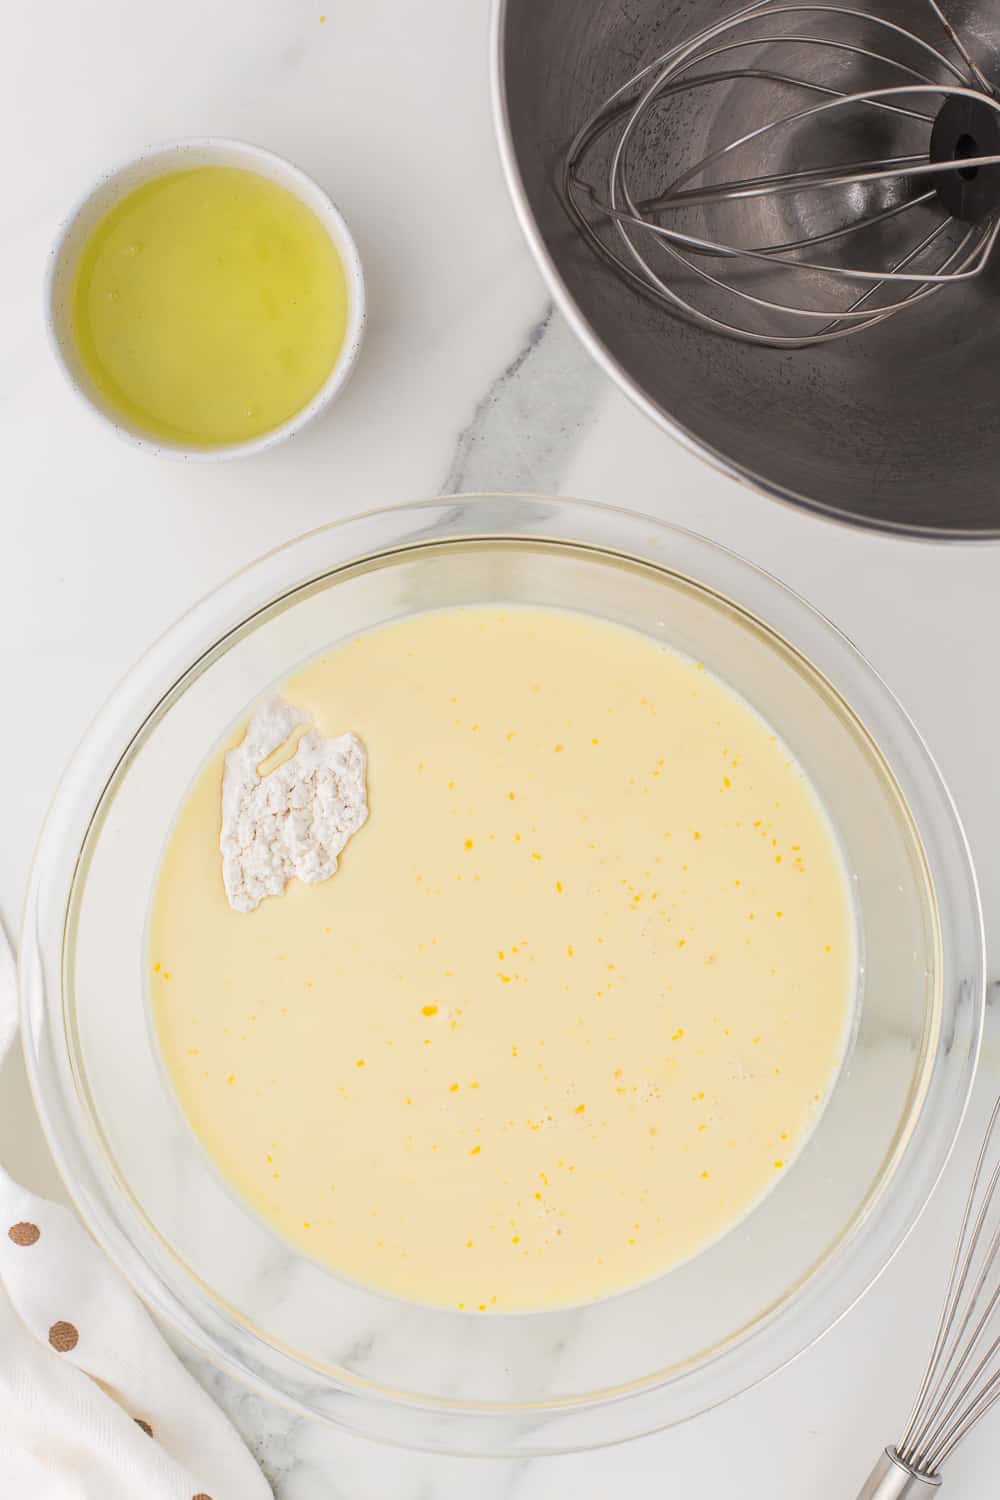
[48,1321,79,1353]
[8,1222,40,1246]
[192,1494,213,1500]
[134,1418,154,1437]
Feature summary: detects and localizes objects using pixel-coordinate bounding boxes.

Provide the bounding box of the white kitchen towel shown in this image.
[0,921,273,1500]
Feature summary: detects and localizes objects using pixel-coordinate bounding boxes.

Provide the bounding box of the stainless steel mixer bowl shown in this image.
[492,0,1000,537]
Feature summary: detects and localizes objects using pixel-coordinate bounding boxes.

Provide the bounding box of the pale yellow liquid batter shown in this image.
[150,607,854,1311]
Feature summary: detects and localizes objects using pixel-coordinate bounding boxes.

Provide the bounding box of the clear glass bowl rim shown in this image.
[18,494,985,1456]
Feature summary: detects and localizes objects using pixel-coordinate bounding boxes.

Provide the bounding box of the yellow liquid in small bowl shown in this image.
[71,166,350,447]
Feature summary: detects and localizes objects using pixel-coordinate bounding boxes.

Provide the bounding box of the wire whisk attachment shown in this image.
[857,1094,999,1497]
[563,0,1000,347]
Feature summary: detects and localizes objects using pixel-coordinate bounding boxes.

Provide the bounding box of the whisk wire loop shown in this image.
[563,0,1000,346]
[862,1094,999,1493]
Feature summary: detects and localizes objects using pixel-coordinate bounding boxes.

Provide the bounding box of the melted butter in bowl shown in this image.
[149,605,855,1312]
[72,167,349,447]
[46,140,365,459]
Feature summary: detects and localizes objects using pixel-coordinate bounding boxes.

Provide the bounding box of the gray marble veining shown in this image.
[442,307,604,497]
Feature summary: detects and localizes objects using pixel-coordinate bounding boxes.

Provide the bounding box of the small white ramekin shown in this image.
[44,137,366,461]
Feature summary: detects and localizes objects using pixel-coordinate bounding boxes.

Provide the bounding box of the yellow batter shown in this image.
[150,607,853,1311]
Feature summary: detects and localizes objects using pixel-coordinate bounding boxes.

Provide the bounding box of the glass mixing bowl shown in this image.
[20,496,984,1455]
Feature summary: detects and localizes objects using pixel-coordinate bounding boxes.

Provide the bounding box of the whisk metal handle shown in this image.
[856,1449,942,1499]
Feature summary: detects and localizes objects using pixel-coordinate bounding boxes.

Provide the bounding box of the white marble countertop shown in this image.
[2,1,997,1495]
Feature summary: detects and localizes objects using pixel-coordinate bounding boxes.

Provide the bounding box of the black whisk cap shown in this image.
[930,92,1000,221]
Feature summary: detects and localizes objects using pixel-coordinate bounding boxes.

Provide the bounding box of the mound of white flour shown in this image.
[220,696,368,913]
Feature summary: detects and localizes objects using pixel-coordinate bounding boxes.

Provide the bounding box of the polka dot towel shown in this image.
[0,921,272,1499]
